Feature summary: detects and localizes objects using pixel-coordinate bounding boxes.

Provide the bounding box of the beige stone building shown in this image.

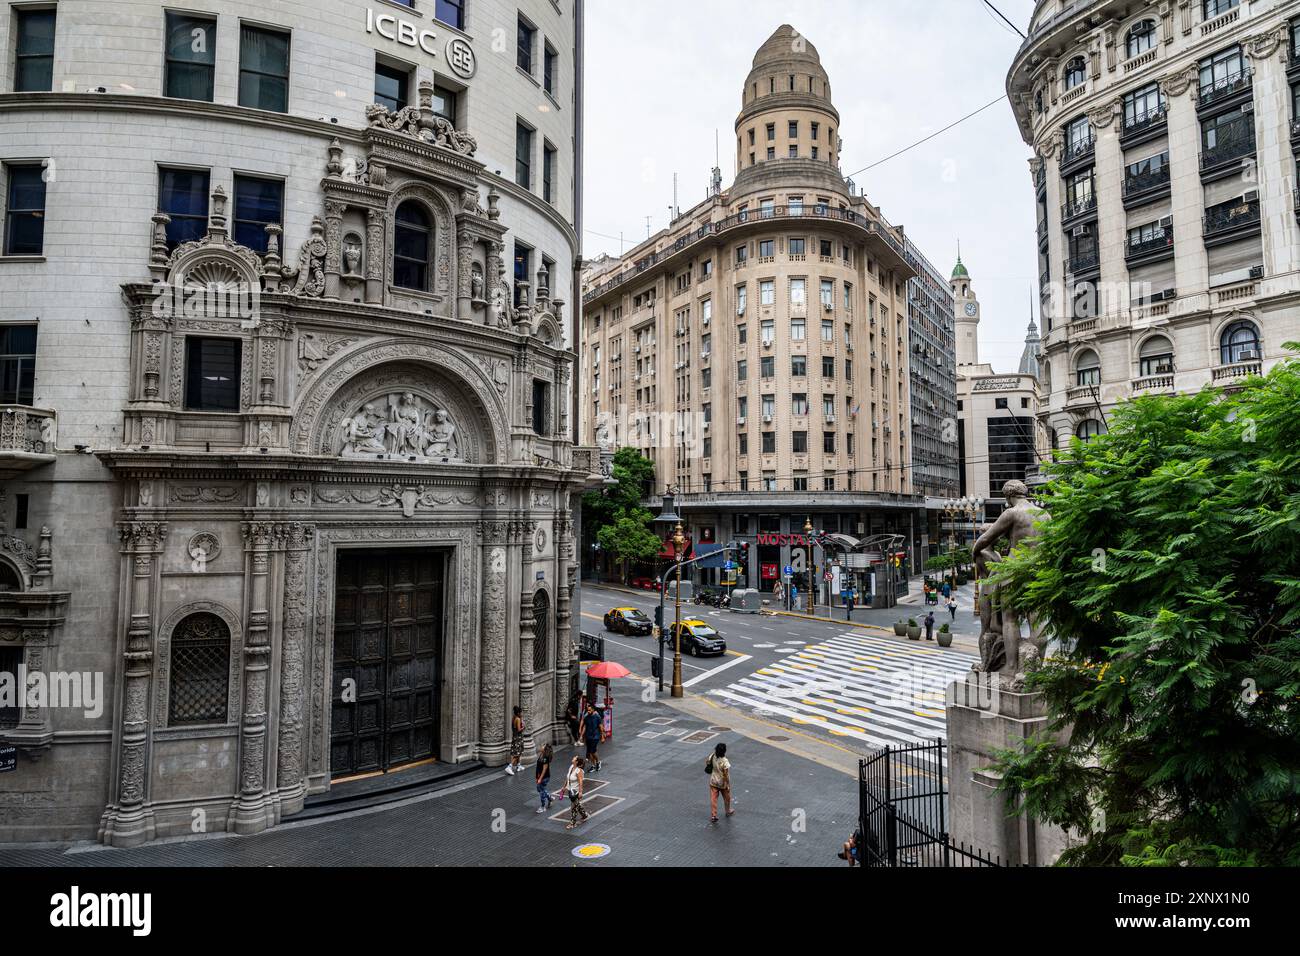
[1008,0,1300,448]
[582,25,937,592]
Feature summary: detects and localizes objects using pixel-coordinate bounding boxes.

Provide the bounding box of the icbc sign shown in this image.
[366,7,439,57]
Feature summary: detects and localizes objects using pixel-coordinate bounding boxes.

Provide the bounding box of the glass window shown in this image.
[738,433,748,455]
[168,612,231,725]
[1138,336,1175,376]
[762,432,776,454]
[517,17,536,74]
[1204,0,1239,17]
[232,175,283,254]
[759,239,774,257]
[792,393,808,416]
[532,379,548,435]
[736,244,748,265]
[766,123,775,141]
[432,84,457,122]
[238,25,290,113]
[789,238,806,256]
[1075,349,1101,386]
[1064,56,1086,90]
[1199,46,1245,95]
[823,431,836,453]
[792,431,808,453]
[1123,82,1164,128]
[822,355,834,377]
[1076,419,1104,441]
[0,325,37,405]
[738,324,747,345]
[736,284,747,313]
[544,43,557,95]
[3,165,47,256]
[393,201,432,290]
[158,168,210,251]
[1220,320,1260,363]
[1065,115,1093,153]
[760,280,775,305]
[762,394,775,417]
[165,12,217,101]
[790,278,806,305]
[791,355,806,377]
[821,320,833,343]
[760,356,774,377]
[516,122,534,189]
[514,244,532,308]
[374,61,410,111]
[14,8,56,92]
[543,143,556,204]
[185,338,241,411]
[435,0,465,30]
[737,360,747,382]
[1126,20,1156,58]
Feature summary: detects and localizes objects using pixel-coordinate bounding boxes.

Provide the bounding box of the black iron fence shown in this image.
[857,740,1006,867]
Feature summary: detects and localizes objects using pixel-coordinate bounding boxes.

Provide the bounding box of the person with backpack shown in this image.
[556,755,589,829]
[947,595,958,622]
[706,742,734,823]
[534,743,554,814]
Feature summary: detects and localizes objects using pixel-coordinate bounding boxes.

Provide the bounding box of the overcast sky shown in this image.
[583,0,1040,374]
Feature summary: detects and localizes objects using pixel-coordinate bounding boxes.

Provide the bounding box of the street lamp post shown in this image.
[968,496,984,606]
[804,517,816,619]
[671,521,686,698]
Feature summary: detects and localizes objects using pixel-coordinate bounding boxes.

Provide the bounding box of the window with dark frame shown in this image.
[517,16,535,74]
[232,175,283,254]
[432,84,457,122]
[164,11,217,101]
[158,168,210,251]
[393,200,432,291]
[544,43,557,96]
[3,164,47,256]
[238,24,290,113]
[532,379,549,435]
[168,612,231,726]
[184,338,241,412]
[0,325,37,406]
[516,121,534,189]
[435,0,465,31]
[374,60,410,112]
[14,8,56,92]
[543,142,556,204]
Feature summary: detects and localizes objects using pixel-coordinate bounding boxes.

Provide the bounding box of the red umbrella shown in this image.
[585,661,631,679]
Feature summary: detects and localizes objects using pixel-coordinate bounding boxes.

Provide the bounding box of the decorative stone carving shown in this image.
[1160,64,1199,98]
[363,102,478,156]
[297,332,360,377]
[170,485,240,504]
[342,234,364,276]
[188,531,220,565]
[285,217,328,297]
[339,392,464,463]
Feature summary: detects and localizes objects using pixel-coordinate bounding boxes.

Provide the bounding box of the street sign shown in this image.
[783,565,793,576]
[0,745,15,774]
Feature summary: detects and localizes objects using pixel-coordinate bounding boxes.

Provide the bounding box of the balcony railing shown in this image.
[1122,103,1168,137]
[1198,69,1252,108]
[1124,164,1171,197]
[1201,130,1256,170]
[1061,195,1097,220]
[1063,135,1095,165]
[1067,250,1100,275]
[1203,196,1260,237]
[0,404,57,474]
[1066,383,1098,406]
[1132,373,1175,393]
[1211,360,1262,383]
[1126,229,1173,260]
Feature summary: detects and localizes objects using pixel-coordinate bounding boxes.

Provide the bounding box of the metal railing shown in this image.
[1203,196,1260,236]
[1067,250,1099,274]
[1063,134,1095,164]
[1126,229,1173,258]
[1124,164,1170,196]
[1198,68,1252,107]
[1061,194,1097,220]
[1200,129,1256,169]
[1122,103,1167,136]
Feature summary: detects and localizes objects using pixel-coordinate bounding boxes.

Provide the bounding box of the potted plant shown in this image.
[906,617,921,640]
[937,622,953,648]
[893,619,907,637]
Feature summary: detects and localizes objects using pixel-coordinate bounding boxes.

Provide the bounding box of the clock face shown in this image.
[964,302,978,317]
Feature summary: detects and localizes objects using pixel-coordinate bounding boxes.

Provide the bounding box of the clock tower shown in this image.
[951,255,980,367]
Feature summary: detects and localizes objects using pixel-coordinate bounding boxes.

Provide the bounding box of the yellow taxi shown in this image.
[603,606,653,636]
[669,619,727,657]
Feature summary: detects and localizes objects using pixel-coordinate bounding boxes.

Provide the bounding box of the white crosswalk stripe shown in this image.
[711,630,978,750]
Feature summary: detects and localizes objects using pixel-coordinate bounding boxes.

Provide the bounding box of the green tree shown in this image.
[989,349,1300,866]
[582,448,662,581]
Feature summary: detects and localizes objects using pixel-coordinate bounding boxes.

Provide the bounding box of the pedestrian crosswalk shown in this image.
[711,631,977,750]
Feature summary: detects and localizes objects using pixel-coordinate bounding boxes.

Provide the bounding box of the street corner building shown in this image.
[1008,0,1300,448]
[580,24,959,584]
[0,0,602,846]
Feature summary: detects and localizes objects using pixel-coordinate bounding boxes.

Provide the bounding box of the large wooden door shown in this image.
[331,550,443,778]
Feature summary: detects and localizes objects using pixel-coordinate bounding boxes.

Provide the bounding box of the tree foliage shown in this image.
[989,349,1300,866]
[582,448,662,577]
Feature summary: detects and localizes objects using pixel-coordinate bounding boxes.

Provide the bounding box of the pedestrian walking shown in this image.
[505,705,525,775]
[846,586,857,619]
[790,583,799,612]
[941,580,951,600]
[557,755,589,829]
[706,742,734,822]
[581,701,604,772]
[947,596,957,622]
[924,610,935,642]
[535,743,554,813]
[565,696,582,748]
[772,580,784,607]
[922,582,931,606]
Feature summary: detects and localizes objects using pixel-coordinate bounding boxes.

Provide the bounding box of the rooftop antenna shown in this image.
[672,172,679,221]
[710,130,723,198]
[645,215,652,238]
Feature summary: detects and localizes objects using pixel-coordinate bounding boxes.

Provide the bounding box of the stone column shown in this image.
[457,228,474,321]
[1041,139,1068,330]
[1246,32,1297,282]
[101,520,167,848]
[324,200,345,300]
[477,520,510,764]
[232,521,274,834]
[517,521,538,761]
[486,240,503,326]
[275,522,313,816]
[1090,101,1128,311]
[365,208,385,305]
[554,512,575,725]
[1161,67,1211,302]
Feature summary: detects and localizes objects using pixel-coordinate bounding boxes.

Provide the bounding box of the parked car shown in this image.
[603,606,653,636]
[629,576,661,592]
[670,619,727,657]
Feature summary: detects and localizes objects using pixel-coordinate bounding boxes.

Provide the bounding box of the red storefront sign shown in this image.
[756,533,814,547]
[760,563,778,580]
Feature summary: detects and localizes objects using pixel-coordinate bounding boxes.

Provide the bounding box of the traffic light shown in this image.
[735,540,750,565]
[654,605,663,631]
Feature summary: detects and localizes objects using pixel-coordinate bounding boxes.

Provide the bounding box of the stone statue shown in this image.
[390,392,425,457]
[971,479,1049,690]
[471,262,485,301]
[341,404,387,455]
[424,408,459,459]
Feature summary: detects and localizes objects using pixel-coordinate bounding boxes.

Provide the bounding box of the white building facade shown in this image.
[0,0,596,845]
[1008,0,1300,447]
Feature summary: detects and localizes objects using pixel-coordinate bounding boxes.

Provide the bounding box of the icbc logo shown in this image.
[446,37,476,78]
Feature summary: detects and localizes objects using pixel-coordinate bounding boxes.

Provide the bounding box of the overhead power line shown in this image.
[982,0,1028,39]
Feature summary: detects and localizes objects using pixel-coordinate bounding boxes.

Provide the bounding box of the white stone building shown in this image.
[1008,0,1300,447]
[0,0,597,845]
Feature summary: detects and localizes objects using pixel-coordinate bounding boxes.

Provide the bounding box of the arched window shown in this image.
[393,200,431,291]
[1074,348,1101,386]
[1064,57,1087,90]
[168,612,230,726]
[1126,20,1156,58]
[532,590,551,673]
[1041,360,1052,391]
[1076,418,1105,441]
[1034,89,1045,115]
[0,561,21,591]
[1220,320,1260,364]
[1139,335,1174,376]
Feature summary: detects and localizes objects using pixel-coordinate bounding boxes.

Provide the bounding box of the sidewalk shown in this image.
[0,686,856,867]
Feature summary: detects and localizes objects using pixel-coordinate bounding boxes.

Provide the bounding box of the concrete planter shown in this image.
[937,627,953,648]
[906,625,922,641]
[893,621,907,636]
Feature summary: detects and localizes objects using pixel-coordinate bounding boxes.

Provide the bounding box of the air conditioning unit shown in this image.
[1249,264,1264,280]
[608,383,614,392]
[826,415,836,424]
[763,414,773,424]
[846,342,853,352]
[633,345,641,353]
[763,339,773,348]
[1154,364,1174,374]
[1071,224,1090,237]
[1241,102,1254,114]
[1159,216,1173,229]
[872,421,879,430]
[736,417,746,425]
[823,302,834,312]
[1244,190,1259,203]
[1238,349,1259,361]
[703,421,711,431]
[737,305,745,316]
[1151,287,1176,302]
[701,351,710,361]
